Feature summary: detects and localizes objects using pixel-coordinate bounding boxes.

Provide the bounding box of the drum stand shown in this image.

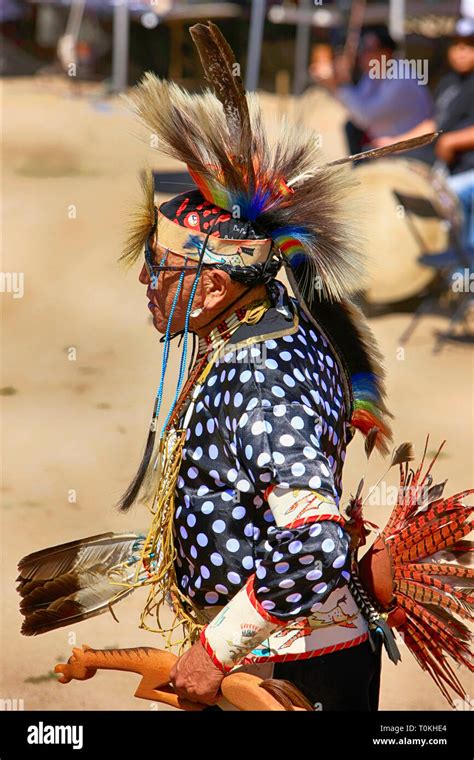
[394,190,474,350]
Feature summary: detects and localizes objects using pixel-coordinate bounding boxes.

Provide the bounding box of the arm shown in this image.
[170,493,349,701]
[201,496,350,672]
[200,402,351,672]
[372,117,437,148]
[435,125,474,164]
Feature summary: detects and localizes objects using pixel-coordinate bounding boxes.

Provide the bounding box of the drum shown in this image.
[355,159,462,305]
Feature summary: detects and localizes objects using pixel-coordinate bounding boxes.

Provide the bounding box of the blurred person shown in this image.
[434,20,474,248]
[353,19,474,248]
[311,26,434,159]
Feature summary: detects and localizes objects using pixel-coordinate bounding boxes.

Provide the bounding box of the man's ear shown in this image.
[201,269,232,308]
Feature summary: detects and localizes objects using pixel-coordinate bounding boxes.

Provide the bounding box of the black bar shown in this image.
[0,709,472,757]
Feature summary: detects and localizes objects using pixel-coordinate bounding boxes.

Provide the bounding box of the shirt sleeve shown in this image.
[200,401,351,673]
[233,401,351,619]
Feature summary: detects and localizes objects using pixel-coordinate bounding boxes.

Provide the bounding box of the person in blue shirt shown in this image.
[311,26,434,162]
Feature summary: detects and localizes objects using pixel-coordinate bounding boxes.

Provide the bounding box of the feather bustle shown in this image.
[356,444,473,706]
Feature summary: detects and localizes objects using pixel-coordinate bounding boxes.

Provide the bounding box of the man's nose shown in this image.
[139,263,150,285]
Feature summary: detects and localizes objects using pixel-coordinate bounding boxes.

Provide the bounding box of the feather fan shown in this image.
[351,440,473,707]
[17,532,146,635]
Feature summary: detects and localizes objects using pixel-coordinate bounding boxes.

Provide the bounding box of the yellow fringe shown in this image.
[243,298,270,325]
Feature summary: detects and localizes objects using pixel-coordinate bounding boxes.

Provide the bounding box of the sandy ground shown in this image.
[1,76,473,712]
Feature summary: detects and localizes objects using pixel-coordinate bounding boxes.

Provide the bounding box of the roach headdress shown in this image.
[119,21,438,511]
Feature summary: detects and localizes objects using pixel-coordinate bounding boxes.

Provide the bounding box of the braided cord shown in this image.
[159,229,210,436]
[349,559,384,629]
[153,262,187,430]
[160,264,203,436]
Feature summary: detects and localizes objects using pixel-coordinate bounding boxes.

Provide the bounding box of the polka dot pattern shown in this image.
[172,297,351,614]
[252,521,351,619]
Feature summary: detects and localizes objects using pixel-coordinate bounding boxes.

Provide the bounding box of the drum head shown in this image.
[356,159,456,304]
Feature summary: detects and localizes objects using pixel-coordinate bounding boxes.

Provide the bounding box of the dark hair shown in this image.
[362,26,397,53]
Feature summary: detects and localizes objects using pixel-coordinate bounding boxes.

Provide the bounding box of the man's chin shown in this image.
[149,304,187,335]
[151,310,184,335]
[147,303,165,333]
[151,313,167,334]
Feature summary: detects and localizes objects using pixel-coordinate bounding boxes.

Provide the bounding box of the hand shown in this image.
[169,639,225,704]
[435,133,456,164]
[372,135,398,148]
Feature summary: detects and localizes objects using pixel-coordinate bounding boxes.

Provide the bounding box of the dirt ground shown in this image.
[1,76,473,712]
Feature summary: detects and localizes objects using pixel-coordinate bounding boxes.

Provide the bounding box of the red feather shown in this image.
[354,441,473,707]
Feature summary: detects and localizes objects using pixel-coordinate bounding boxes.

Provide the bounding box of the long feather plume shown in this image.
[326,131,440,167]
[291,289,393,453]
[190,21,252,157]
[17,533,145,635]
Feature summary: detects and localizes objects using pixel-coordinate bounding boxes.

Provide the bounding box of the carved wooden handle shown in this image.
[152,651,287,711]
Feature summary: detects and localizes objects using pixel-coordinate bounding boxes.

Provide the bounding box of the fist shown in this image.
[170,639,225,705]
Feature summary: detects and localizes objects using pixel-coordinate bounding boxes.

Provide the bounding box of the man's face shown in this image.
[138,241,244,335]
[448,40,474,75]
[139,245,205,334]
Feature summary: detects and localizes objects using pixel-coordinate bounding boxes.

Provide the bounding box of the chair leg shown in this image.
[400,298,435,345]
[433,293,474,353]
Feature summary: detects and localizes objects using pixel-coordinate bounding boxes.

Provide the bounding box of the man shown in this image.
[110,22,396,710]
[311,26,433,160]
[131,189,385,710]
